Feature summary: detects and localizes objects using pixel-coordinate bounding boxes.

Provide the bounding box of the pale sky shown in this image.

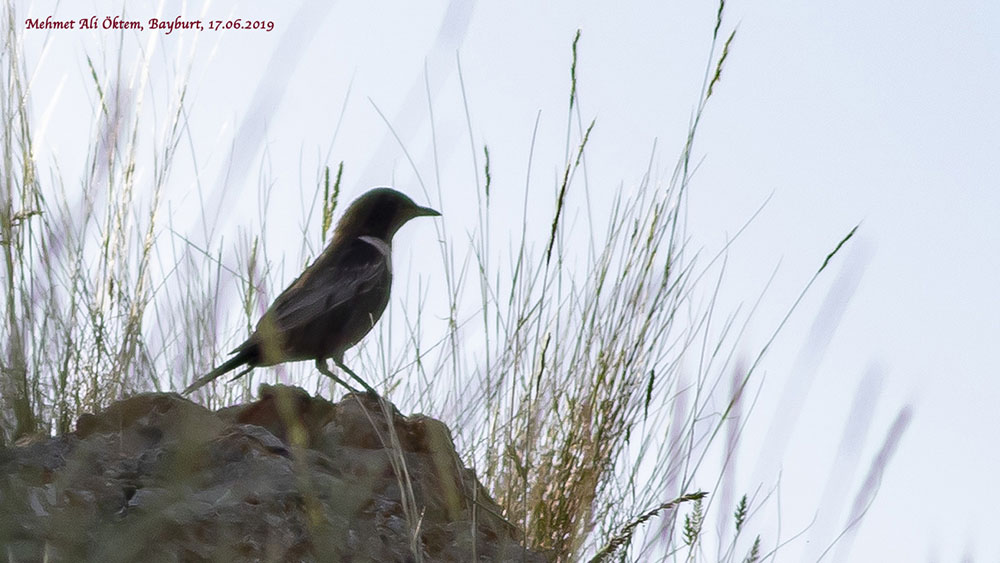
[16,0,1000,560]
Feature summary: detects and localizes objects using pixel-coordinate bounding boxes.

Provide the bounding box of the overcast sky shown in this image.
[15,0,999,560]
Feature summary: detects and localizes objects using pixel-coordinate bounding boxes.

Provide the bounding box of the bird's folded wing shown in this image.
[267,237,388,331]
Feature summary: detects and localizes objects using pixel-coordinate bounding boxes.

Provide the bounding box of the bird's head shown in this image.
[335,187,440,241]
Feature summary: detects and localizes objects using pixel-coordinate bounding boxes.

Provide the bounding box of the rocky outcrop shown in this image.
[0,385,545,562]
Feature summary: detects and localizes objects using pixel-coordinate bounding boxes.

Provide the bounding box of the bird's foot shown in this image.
[315,360,360,394]
[333,359,381,398]
[316,359,381,398]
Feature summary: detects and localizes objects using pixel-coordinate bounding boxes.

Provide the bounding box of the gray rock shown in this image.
[0,385,547,562]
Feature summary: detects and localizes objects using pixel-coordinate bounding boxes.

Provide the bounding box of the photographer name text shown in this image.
[25,16,275,34]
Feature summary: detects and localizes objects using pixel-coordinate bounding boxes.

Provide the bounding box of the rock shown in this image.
[0,385,546,562]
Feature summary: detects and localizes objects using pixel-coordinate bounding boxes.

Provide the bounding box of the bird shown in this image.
[183,187,440,396]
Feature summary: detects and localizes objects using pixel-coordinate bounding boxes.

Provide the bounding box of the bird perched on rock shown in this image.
[183,187,440,396]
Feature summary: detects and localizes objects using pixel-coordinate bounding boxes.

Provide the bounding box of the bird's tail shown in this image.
[182,350,254,395]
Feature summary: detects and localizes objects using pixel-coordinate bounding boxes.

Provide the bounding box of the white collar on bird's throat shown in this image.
[357,235,391,258]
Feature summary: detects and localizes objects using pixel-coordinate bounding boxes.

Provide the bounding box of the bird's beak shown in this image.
[415,205,441,217]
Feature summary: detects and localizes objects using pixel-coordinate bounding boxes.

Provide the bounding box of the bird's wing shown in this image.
[265,236,389,331]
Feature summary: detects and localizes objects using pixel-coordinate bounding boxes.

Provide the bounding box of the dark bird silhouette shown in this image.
[183,187,440,396]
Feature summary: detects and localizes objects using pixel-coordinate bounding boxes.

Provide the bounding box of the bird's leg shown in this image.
[332,358,379,397]
[315,359,361,394]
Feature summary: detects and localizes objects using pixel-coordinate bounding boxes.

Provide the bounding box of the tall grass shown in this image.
[0,0,283,429]
[0,1,876,561]
[368,6,765,561]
